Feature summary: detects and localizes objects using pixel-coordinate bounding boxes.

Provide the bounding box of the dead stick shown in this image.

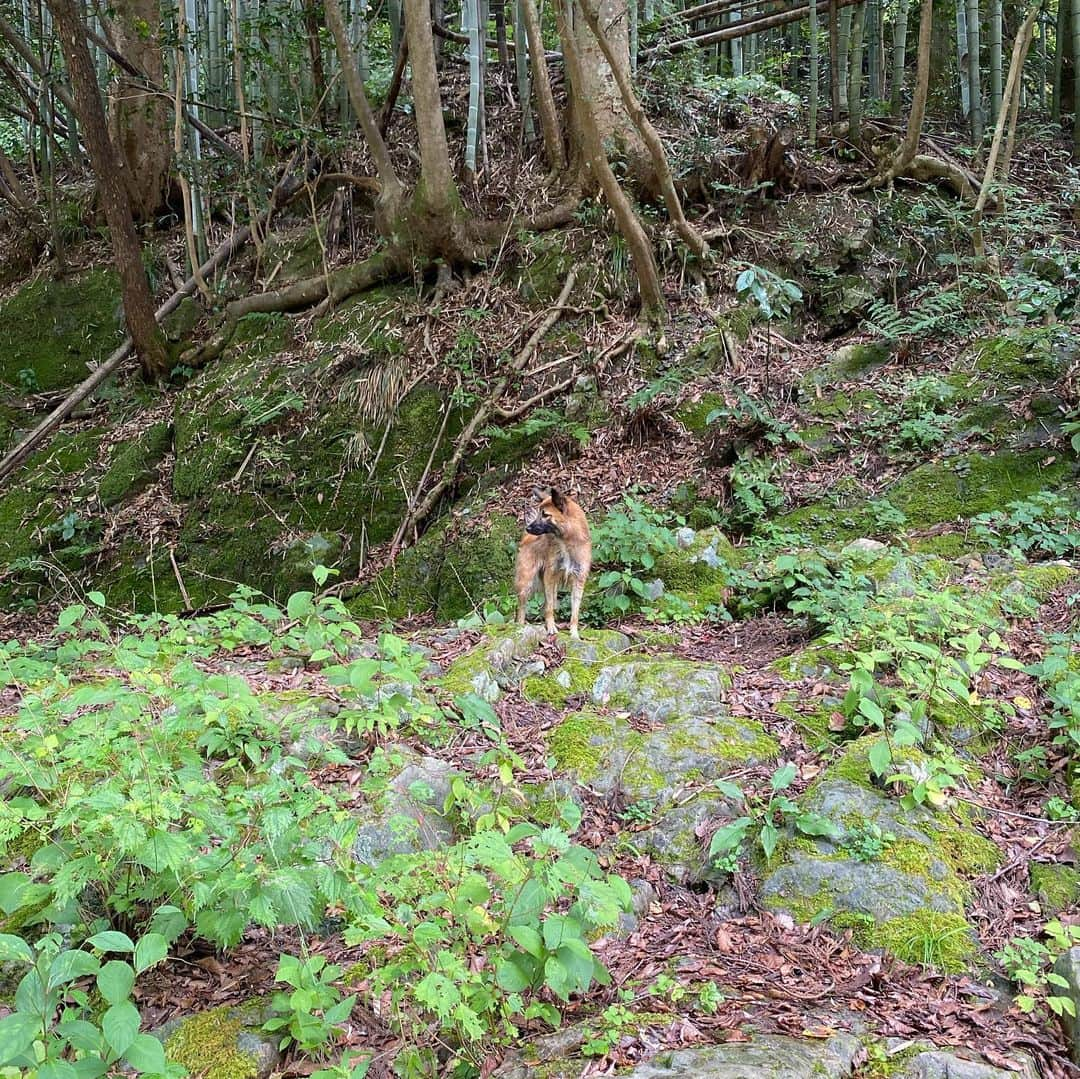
[169,547,193,610]
[388,267,578,557]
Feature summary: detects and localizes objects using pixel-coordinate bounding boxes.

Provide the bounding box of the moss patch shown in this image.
[870,911,976,973]
[163,1007,260,1079]
[0,270,122,392]
[99,423,173,507]
[1030,862,1080,913]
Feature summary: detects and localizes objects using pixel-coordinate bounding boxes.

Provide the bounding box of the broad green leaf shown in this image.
[0,1010,39,1065]
[507,925,543,958]
[0,932,34,964]
[38,1061,79,1079]
[760,821,780,862]
[87,930,135,954]
[47,948,100,989]
[133,932,168,974]
[97,960,136,1005]
[868,739,893,777]
[123,1033,168,1073]
[770,763,796,791]
[102,999,141,1055]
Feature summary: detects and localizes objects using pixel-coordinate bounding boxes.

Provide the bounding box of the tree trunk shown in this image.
[577,0,707,256]
[988,0,1002,120]
[890,0,910,113]
[810,0,820,139]
[1052,0,1067,121]
[848,1,866,139]
[403,0,467,250]
[829,0,841,121]
[838,5,852,105]
[873,0,932,183]
[324,0,405,224]
[554,0,664,314]
[102,0,172,222]
[1073,0,1080,157]
[965,0,983,143]
[47,0,168,379]
[520,0,565,171]
[866,0,881,100]
[302,0,329,127]
[572,0,651,188]
[956,2,971,117]
[972,1,1040,257]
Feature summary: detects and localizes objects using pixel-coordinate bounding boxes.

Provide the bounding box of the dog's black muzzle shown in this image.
[526,519,554,536]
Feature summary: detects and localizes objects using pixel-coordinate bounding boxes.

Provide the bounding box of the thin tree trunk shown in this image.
[47,0,168,378]
[578,0,708,257]
[1052,0,1066,121]
[838,6,852,103]
[402,0,463,242]
[1001,15,1034,178]
[988,0,1002,120]
[514,0,535,141]
[495,0,511,78]
[890,0,910,113]
[966,0,983,143]
[324,0,405,221]
[1073,0,1080,157]
[553,0,664,315]
[520,0,565,171]
[867,0,881,100]
[848,1,865,138]
[810,0,820,138]
[829,0,841,120]
[872,0,931,183]
[972,1,1040,257]
[302,0,329,127]
[956,2,970,117]
[465,0,484,179]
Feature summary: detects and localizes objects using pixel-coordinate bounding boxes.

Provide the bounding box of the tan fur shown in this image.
[515,487,592,638]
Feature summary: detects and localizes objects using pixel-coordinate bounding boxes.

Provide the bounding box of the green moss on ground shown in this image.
[870,911,976,973]
[547,710,622,779]
[0,270,121,392]
[1030,862,1080,913]
[99,423,173,507]
[163,1008,260,1079]
[677,393,726,434]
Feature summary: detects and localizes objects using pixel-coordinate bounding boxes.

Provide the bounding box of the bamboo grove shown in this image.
[0,0,1077,383]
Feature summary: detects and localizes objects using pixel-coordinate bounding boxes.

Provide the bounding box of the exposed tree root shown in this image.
[389,267,579,555]
[901,154,978,201]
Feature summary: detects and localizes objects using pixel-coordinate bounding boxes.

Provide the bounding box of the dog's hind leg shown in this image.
[568,575,585,639]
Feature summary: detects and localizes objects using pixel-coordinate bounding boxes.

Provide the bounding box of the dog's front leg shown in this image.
[568,576,585,639]
[543,572,558,635]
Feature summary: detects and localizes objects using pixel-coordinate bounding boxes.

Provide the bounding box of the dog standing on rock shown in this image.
[515,486,592,638]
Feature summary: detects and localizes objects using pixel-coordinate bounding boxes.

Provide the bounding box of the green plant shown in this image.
[973,491,1080,560]
[582,995,637,1058]
[16,367,39,392]
[734,263,803,322]
[264,953,357,1056]
[997,920,1080,1018]
[1023,633,1080,759]
[708,765,838,867]
[838,821,896,863]
[482,407,590,452]
[619,800,655,825]
[696,980,725,1014]
[0,907,183,1077]
[1044,796,1080,823]
[345,805,630,1067]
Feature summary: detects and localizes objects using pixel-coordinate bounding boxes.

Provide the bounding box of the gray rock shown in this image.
[642,578,666,601]
[152,1006,279,1079]
[624,1034,862,1078]
[891,1045,1038,1078]
[842,538,888,557]
[591,659,731,723]
[351,750,459,866]
[761,779,965,923]
[1054,946,1080,1065]
[676,526,697,549]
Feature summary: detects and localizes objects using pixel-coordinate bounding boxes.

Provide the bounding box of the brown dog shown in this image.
[515,486,592,638]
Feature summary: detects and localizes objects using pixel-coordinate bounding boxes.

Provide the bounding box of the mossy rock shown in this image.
[1031,862,1080,914]
[804,342,893,390]
[98,423,173,507]
[350,513,521,622]
[96,536,195,614]
[591,658,734,723]
[158,1005,278,1079]
[973,331,1064,385]
[0,269,122,392]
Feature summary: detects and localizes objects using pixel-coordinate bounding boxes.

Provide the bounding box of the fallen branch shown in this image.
[0,166,308,490]
[388,267,579,556]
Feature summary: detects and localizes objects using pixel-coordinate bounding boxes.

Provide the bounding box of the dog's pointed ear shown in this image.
[532,485,550,502]
[549,488,567,512]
